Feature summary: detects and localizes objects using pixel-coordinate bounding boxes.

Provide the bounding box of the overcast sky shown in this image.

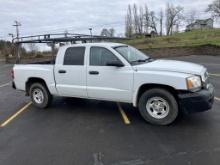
[0,0,215,40]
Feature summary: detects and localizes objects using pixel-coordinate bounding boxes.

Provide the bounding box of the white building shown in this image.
[186,18,214,31]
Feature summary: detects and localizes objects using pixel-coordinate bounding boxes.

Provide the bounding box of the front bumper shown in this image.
[178,84,214,113]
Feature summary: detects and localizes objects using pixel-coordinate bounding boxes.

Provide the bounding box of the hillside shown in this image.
[125,29,220,49]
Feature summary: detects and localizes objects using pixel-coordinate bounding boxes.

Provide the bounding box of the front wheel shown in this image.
[138,88,178,125]
[29,83,52,108]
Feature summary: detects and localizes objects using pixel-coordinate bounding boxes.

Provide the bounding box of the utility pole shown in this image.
[13,21,21,64]
[8,33,15,58]
[13,21,21,40]
[89,28,93,43]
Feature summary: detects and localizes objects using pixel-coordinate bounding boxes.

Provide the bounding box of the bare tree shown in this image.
[159,9,164,36]
[109,28,115,37]
[100,28,110,37]
[125,4,133,38]
[144,4,150,34]
[138,6,144,34]
[166,3,184,35]
[174,24,179,33]
[206,0,220,19]
[133,3,139,34]
[186,10,197,24]
[149,11,158,34]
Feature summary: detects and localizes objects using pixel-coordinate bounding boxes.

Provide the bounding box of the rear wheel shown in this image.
[29,83,52,108]
[138,88,178,125]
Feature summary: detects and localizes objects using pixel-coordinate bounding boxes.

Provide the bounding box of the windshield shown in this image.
[114,46,150,65]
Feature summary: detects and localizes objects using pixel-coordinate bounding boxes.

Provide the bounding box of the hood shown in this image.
[135,59,206,76]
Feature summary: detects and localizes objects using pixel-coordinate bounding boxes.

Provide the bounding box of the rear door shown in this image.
[54,46,87,97]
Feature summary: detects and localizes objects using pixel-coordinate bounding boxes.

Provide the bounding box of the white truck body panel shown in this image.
[87,65,134,102]
[13,65,57,95]
[54,65,87,97]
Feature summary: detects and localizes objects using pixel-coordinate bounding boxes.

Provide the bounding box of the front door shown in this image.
[87,46,133,102]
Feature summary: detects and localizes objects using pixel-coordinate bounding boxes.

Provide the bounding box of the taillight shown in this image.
[11,69,14,79]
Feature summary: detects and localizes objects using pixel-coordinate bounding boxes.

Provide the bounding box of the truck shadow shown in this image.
[45,97,215,129]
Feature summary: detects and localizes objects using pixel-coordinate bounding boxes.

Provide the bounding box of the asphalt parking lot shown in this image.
[0,55,220,165]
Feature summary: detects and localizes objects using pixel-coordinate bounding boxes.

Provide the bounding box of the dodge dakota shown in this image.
[12,43,214,125]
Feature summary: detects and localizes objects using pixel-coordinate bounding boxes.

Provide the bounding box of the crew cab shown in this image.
[12,43,214,125]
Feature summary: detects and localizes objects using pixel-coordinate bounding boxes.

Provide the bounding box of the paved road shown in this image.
[0,55,220,165]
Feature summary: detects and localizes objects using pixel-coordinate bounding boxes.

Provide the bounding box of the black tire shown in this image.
[138,88,178,125]
[29,83,52,108]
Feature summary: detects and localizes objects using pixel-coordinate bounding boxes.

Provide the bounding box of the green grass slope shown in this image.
[125,29,220,49]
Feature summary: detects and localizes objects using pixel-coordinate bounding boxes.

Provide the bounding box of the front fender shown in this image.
[132,71,191,107]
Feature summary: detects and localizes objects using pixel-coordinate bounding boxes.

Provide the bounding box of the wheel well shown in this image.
[25,78,48,96]
[136,84,178,105]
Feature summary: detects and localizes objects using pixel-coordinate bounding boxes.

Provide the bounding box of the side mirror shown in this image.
[106,61,124,67]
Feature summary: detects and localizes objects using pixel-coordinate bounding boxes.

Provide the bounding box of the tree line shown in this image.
[125,3,184,38]
[125,0,220,38]
[0,40,49,58]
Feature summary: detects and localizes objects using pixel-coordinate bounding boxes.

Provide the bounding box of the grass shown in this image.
[124,29,220,49]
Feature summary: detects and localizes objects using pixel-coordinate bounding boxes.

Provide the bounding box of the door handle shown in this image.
[58,70,66,74]
[89,71,99,75]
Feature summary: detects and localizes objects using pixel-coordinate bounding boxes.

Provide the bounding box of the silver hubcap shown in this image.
[146,97,170,119]
[33,88,44,104]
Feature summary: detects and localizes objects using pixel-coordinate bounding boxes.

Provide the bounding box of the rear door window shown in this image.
[63,47,85,65]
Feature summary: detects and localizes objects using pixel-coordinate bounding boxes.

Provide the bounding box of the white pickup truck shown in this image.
[12,43,214,125]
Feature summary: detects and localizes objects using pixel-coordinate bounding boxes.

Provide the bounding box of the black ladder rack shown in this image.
[13,33,128,44]
[13,33,129,63]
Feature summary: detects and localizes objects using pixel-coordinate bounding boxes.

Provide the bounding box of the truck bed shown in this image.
[13,64,57,95]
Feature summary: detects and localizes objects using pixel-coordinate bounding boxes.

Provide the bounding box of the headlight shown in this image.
[186,76,202,91]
